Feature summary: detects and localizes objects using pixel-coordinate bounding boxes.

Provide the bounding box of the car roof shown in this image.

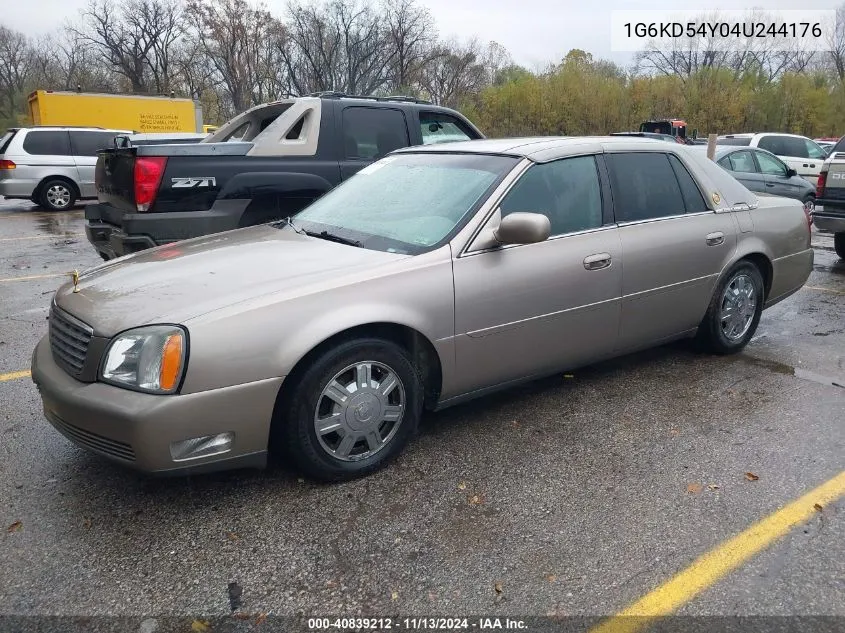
[720,132,812,140]
[394,136,684,161]
[20,126,130,133]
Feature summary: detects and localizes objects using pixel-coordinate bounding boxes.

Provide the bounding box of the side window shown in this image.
[805,138,826,160]
[69,131,116,156]
[420,111,474,145]
[22,131,71,156]
[606,152,686,222]
[756,151,787,176]
[342,107,409,160]
[757,135,783,156]
[725,151,757,173]
[499,155,603,236]
[783,136,808,158]
[668,154,708,213]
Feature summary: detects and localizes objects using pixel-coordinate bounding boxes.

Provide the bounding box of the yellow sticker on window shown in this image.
[712,192,721,204]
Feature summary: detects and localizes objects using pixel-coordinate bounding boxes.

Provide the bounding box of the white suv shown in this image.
[717,133,827,184]
[0,126,130,210]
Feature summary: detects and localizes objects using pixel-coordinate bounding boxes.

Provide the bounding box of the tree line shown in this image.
[2,0,845,138]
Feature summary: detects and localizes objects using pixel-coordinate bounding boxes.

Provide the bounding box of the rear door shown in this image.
[717,150,765,193]
[607,151,737,350]
[70,131,120,198]
[18,130,76,192]
[338,106,410,181]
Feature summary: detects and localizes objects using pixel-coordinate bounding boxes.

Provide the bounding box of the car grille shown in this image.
[49,412,136,462]
[49,306,93,377]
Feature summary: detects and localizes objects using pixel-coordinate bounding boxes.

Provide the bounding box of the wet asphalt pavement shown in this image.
[0,199,843,628]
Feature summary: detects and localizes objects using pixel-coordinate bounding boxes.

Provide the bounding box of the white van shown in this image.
[716,133,827,184]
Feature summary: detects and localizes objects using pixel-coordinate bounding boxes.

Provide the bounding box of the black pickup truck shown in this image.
[85,94,484,260]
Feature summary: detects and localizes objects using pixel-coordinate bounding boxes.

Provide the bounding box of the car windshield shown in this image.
[289,153,519,254]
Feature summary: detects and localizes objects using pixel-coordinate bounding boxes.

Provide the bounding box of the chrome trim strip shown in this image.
[466,296,619,338]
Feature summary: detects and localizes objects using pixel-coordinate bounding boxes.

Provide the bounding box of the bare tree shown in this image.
[826,3,845,81]
[420,38,487,107]
[383,0,436,91]
[0,25,33,121]
[30,31,116,92]
[73,0,184,93]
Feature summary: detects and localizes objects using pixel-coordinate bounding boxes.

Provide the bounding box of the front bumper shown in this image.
[31,335,284,475]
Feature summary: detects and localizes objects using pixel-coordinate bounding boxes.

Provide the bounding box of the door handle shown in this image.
[583,253,611,270]
[803,163,809,167]
[765,183,775,187]
[706,232,725,246]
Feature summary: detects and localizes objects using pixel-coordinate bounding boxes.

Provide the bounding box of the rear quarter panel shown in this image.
[740,196,812,304]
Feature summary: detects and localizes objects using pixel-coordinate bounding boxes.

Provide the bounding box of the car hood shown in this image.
[54,225,409,336]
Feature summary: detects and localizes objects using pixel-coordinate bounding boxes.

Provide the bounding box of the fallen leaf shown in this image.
[745,472,760,481]
[457,481,467,491]
[391,591,399,601]
[686,483,702,494]
[254,613,267,626]
[814,503,823,512]
[6,521,22,533]
[669,428,680,436]
[191,620,210,632]
[83,517,92,529]
[468,494,485,505]
[326,580,337,589]
[545,574,557,583]
[563,374,574,379]
[233,613,251,620]
[494,582,503,594]
[707,484,720,491]
[227,532,239,541]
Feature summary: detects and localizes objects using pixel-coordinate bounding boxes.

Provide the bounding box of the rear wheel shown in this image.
[38,179,76,211]
[274,338,423,481]
[697,261,764,355]
[835,233,845,259]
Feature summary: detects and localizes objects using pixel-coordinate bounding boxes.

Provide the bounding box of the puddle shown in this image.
[738,355,845,389]
[35,213,84,236]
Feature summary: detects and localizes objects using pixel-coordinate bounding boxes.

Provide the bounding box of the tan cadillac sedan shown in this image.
[32,137,814,481]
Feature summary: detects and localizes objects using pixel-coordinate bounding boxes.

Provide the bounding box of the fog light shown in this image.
[170,432,234,461]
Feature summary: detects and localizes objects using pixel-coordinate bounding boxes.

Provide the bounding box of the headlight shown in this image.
[100,326,187,394]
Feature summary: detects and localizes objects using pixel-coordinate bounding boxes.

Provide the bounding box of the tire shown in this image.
[835,233,845,260]
[274,338,423,482]
[38,179,77,211]
[697,261,764,355]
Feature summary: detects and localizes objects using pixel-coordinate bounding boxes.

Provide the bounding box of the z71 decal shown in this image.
[171,177,217,188]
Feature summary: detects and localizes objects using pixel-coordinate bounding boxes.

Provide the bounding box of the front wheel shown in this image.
[835,233,845,260]
[697,262,764,355]
[274,338,423,481]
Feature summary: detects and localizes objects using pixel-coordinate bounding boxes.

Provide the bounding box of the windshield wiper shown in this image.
[306,229,362,248]
[279,216,305,234]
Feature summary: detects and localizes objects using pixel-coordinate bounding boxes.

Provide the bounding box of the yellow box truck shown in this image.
[27,90,204,133]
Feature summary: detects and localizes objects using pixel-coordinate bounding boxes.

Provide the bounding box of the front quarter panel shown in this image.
[179,246,456,395]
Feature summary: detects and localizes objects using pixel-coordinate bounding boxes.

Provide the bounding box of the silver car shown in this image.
[31,137,814,481]
[0,126,130,210]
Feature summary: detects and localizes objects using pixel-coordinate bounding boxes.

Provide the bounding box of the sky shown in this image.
[5,0,843,70]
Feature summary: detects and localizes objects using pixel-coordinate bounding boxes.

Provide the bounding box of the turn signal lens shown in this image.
[159,334,184,392]
[817,171,827,198]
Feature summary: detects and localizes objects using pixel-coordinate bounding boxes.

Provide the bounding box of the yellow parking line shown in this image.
[0,272,66,283]
[0,370,30,382]
[804,285,845,296]
[589,470,845,633]
[0,233,83,242]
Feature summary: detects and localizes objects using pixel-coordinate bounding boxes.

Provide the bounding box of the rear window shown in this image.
[0,130,17,154]
[717,137,752,146]
[830,135,845,154]
[22,130,71,156]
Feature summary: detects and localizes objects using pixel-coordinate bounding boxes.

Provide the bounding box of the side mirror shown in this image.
[786,168,797,178]
[493,212,551,245]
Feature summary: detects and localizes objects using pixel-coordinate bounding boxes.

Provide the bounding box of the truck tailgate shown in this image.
[95,148,137,213]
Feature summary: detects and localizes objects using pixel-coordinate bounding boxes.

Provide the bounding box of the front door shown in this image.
[451,155,622,396]
[606,151,738,351]
[755,150,804,200]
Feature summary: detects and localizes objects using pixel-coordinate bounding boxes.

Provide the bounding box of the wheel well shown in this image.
[739,253,772,300]
[34,176,80,200]
[271,323,443,431]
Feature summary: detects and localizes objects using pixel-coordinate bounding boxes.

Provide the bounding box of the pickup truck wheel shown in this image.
[697,261,764,355]
[274,338,422,482]
[835,233,845,259]
[39,179,77,211]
